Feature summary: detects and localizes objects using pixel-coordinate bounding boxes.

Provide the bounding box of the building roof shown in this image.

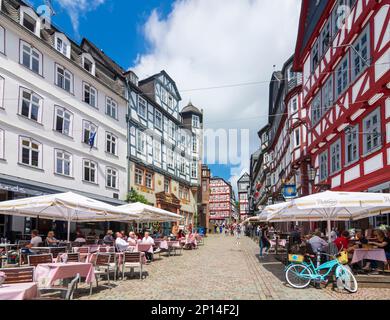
[238,173,250,184]
[139,70,182,101]
[181,102,202,115]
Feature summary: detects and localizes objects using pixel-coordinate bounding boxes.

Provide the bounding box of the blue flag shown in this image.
[89,132,96,150]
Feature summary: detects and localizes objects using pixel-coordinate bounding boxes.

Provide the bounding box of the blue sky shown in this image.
[27,0,301,191]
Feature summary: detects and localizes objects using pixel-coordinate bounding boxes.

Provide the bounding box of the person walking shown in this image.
[235,223,242,245]
[259,226,271,258]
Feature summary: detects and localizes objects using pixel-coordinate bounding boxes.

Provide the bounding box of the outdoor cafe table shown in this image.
[0,282,38,300]
[351,248,387,265]
[87,252,147,265]
[34,262,95,288]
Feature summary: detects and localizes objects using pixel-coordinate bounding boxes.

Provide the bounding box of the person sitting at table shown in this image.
[103,230,114,245]
[363,230,390,273]
[121,231,128,241]
[45,231,59,247]
[334,230,350,252]
[22,230,43,256]
[177,230,185,240]
[127,232,138,246]
[308,230,328,254]
[74,231,86,244]
[115,232,129,252]
[141,232,155,262]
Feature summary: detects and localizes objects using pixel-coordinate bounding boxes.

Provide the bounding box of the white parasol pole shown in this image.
[327,220,332,242]
[67,208,71,242]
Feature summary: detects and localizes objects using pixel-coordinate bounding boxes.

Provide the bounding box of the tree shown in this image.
[126,188,149,204]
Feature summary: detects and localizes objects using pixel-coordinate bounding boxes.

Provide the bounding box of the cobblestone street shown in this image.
[79,235,390,300]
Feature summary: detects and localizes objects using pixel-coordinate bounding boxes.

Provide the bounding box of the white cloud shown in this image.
[133,0,301,184]
[56,0,106,37]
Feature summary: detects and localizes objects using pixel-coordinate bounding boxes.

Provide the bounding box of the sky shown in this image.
[28,0,302,193]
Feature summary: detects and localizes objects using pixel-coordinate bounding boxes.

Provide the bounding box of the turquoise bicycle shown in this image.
[285,251,358,293]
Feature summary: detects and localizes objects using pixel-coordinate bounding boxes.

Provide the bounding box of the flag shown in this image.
[89,132,96,150]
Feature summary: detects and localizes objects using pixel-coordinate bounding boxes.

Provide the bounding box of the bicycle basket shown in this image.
[288,254,304,263]
[337,251,349,265]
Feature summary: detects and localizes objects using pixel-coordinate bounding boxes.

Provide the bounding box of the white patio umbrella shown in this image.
[264,191,390,241]
[0,192,139,241]
[118,202,183,223]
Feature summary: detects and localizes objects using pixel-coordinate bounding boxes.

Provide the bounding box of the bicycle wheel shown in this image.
[336,266,358,293]
[285,264,312,289]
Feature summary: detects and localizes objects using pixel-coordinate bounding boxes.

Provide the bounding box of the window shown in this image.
[336,55,349,98]
[145,171,153,189]
[167,149,174,169]
[179,157,186,174]
[321,76,333,113]
[161,88,167,104]
[330,140,341,174]
[138,97,147,119]
[351,26,370,81]
[321,20,331,55]
[168,95,174,109]
[83,83,97,108]
[287,66,295,81]
[82,121,97,147]
[164,178,170,193]
[0,129,4,159]
[55,150,72,176]
[0,26,5,54]
[168,121,175,139]
[311,92,321,125]
[22,13,37,33]
[106,132,117,155]
[192,115,200,128]
[136,130,146,154]
[20,42,42,75]
[192,136,198,153]
[83,56,94,75]
[135,167,143,185]
[191,161,198,178]
[319,151,328,181]
[54,106,72,136]
[155,110,162,129]
[19,88,42,122]
[311,39,319,73]
[106,97,118,119]
[83,160,97,183]
[363,108,382,154]
[345,125,359,164]
[106,168,118,189]
[0,76,4,109]
[293,128,300,148]
[290,96,298,114]
[154,140,161,163]
[55,38,69,57]
[19,137,41,168]
[55,65,73,93]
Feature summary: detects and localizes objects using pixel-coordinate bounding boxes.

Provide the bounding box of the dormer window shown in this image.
[23,13,36,33]
[81,53,95,76]
[20,6,40,38]
[54,33,71,59]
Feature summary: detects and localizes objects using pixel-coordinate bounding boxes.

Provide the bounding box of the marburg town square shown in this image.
[0,0,389,306]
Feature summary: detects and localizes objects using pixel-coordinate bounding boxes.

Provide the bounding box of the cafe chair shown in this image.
[121,252,143,280]
[27,254,53,267]
[0,267,34,284]
[34,273,80,300]
[90,253,113,295]
[59,252,80,263]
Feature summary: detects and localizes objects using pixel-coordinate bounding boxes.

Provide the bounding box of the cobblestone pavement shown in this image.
[77,235,390,300]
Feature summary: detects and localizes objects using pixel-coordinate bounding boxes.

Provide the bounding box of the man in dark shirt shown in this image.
[290,226,302,245]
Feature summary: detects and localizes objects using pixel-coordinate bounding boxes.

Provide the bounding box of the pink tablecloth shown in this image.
[270,239,287,247]
[0,282,38,300]
[351,249,387,264]
[136,244,153,253]
[34,262,95,287]
[87,252,147,265]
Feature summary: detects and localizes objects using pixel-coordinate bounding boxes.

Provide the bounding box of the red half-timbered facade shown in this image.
[209,177,233,223]
[293,0,390,200]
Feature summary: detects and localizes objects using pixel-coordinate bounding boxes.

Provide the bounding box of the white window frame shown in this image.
[106,97,118,120]
[154,140,161,163]
[330,139,341,174]
[335,54,349,98]
[20,7,40,37]
[138,96,147,119]
[0,128,4,159]
[20,41,42,75]
[293,128,300,148]
[320,19,331,56]
[179,157,186,174]
[82,120,98,147]
[0,25,5,54]
[54,149,72,177]
[191,161,198,179]
[311,39,320,73]
[54,33,71,58]
[351,25,370,81]
[155,110,162,130]
[319,151,328,181]
[54,106,73,136]
[0,76,4,109]
[167,149,174,169]
[106,132,117,155]
[55,64,73,93]
[19,136,42,169]
[311,92,321,125]
[83,82,97,108]
[136,130,146,154]
[290,96,298,114]
[81,53,96,76]
[135,167,144,186]
[106,167,118,189]
[321,76,333,114]
[19,88,43,123]
[192,115,200,128]
[192,136,198,153]
[83,159,97,184]
[363,108,382,155]
[145,171,153,189]
[345,125,359,165]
